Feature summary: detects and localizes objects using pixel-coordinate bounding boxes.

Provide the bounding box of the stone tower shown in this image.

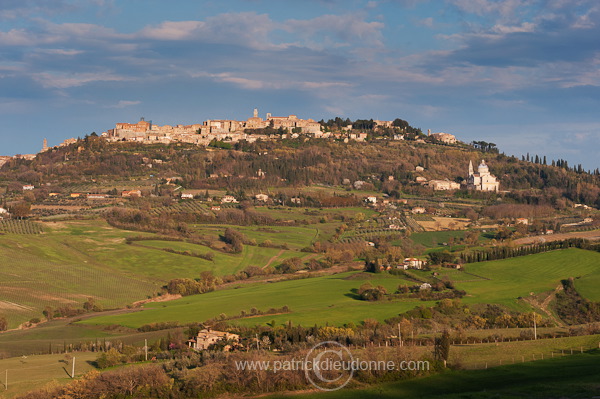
[42,138,48,152]
[253,108,258,118]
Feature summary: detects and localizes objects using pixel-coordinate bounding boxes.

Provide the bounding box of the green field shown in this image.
[275,349,600,399]
[0,219,320,328]
[409,230,467,247]
[457,248,600,310]
[191,223,320,249]
[0,314,186,358]
[77,248,600,329]
[0,352,99,399]
[574,273,600,302]
[79,272,425,328]
[0,222,160,327]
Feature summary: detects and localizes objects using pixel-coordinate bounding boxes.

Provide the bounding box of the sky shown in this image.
[0,0,599,170]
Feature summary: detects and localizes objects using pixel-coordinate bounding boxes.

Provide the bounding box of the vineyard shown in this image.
[0,219,44,234]
[150,200,213,216]
[337,215,424,243]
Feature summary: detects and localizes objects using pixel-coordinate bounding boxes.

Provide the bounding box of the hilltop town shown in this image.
[19,109,458,155]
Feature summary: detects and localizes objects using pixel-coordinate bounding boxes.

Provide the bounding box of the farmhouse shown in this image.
[0,207,8,218]
[255,193,269,202]
[428,179,460,191]
[401,258,425,269]
[87,194,109,199]
[411,207,426,214]
[187,329,240,351]
[366,196,377,204]
[221,195,238,204]
[122,190,142,198]
[22,185,34,190]
[181,193,194,199]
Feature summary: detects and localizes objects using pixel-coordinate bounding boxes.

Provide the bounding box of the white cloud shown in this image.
[33,72,128,89]
[283,13,385,48]
[138,13,278,50]
[491,22,535,34]
[417,17,434,28]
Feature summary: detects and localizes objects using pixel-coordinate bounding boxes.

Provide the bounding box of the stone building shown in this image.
[464,160,499,191]
[430,132,457,144]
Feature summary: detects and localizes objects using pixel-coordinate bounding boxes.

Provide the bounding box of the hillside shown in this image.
[1,136,598,207]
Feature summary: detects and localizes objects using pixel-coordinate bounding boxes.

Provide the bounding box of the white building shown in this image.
[428,179,461,191]
[403,257,425,269]
[430,132,457,144]
[187,329,240,351]
[255,193,269,202]
[465,160,499,191]
[181,193,194,199]
[221,195,238,204]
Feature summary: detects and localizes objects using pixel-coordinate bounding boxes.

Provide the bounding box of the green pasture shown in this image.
[457,248,600,310]
[77,248,600,329]
[574,273,600,302]
[409,230,467,248]
[0,218,323,328]
[190,223,320,249]
[0,352,98,399]
[0,224,160,328]
[279,349,600,399]
[0,315,185,358]
[78,272,427,328]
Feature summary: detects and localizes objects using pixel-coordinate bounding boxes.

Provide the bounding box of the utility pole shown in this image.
[71,357,75,378]
[5,369,7,390]
[398,323,402,347]
[145,339,148,361]
[256,334,260,350]
[533,312,537,340]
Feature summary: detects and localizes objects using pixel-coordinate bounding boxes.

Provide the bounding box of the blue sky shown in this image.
[1,0,599,169]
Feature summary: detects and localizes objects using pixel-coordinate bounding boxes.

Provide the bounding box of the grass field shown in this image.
[191,223,320,249]
[0,218,325,328]
[409,230,474,248]
[457,248,600,311]
[274,349,600,399]
[574,273,600,302]
[0,222,160,328]
[76,248,600,329]
[78,272,427,328]
[0,352,98,399]
[0,315,186,358]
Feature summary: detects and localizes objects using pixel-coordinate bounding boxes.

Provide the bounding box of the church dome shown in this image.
[478,160,489,174]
